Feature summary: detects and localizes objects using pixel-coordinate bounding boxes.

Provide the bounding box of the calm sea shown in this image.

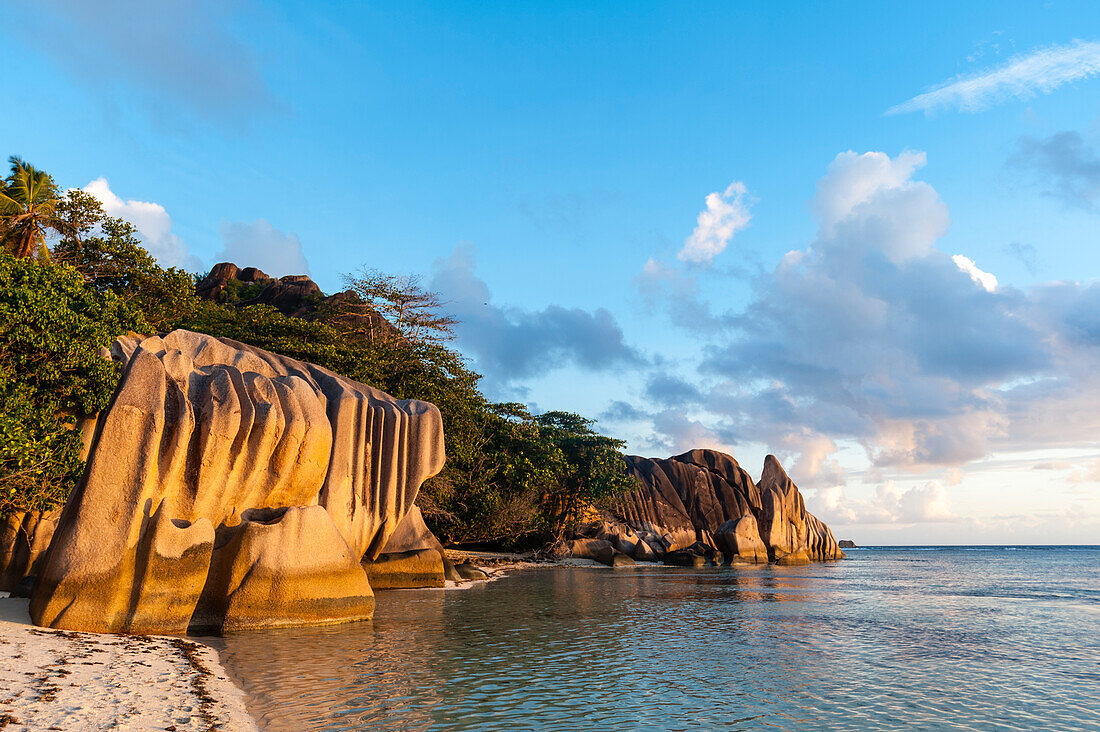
[207,547,1100,731]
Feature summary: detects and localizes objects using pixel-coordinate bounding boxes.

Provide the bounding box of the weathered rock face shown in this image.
[599,449,844,564]
[0,509,61,592]
[364,549,445,590]
[363,504,449,588]
[30,329,445,634]
[713,514,769,563]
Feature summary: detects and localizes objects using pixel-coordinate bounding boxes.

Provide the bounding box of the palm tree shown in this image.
[0,156,68,259]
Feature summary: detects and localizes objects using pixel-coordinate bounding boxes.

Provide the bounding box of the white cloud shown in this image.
[780,430,845,487]
[952,254,998,292]
[813,151,928,233]
[1068,460,1100,483]
[810,482,955,525]
[678,181,752,264]
[82,178,196,269]
[888,40,1100,115]
[631,149,1100,485]
[216,219,310,277]
[812,150,950,263]
[893,482,954,522]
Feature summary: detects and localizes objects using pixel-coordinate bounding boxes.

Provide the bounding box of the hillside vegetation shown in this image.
[0,156,633,544]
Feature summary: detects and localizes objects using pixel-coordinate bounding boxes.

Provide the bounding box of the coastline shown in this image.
[440,550,618,588]
[0,554,699,731]
[0,555,588,731]
[0,596,256,731]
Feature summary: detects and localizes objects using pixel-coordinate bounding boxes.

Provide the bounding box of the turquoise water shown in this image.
[208,548,1100,731]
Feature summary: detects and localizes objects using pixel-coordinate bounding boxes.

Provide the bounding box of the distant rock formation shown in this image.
[29,329,446,634]
[195,262,398,339]
[195,262,274,301]
[575,449,843,565]
[838,539,857,549]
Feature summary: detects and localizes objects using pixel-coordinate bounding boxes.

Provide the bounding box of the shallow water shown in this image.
[207,547,1100,731]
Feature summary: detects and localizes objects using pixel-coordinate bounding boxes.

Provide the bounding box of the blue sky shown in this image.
[3,1,1100,543]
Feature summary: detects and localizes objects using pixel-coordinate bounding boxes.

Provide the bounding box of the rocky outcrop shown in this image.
[587,449,843,565]
[363,505,450,588]
[454,561,488,580]
[195,262,398,340]
[195,262,273,301]
[839,539,857,548]
[364,549,445,590]
[29,329,445,634]
[713,514,769,564]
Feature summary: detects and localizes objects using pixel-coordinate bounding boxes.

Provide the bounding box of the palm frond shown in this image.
[0,190,22,214]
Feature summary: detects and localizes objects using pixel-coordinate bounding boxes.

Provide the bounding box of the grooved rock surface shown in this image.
[196,506,375,632]
[714,514,769,563]
[363,548,444,589]
[29,329,445,634]
[363,504,453,589]
[380,504,445,556]
[0,509,60,592]
[603,449,843,564]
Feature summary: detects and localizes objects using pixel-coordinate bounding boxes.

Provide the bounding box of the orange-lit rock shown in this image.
[30,330,444,634]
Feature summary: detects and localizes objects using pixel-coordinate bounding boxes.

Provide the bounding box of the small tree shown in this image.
[340,268,457,348]
[0,157,69,259]
[52,191,198,331]
[534,411,635,540]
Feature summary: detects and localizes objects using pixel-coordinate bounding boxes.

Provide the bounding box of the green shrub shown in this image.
[0,253,146,514]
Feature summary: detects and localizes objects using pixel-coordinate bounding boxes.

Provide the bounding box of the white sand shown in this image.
[0,598,256,731]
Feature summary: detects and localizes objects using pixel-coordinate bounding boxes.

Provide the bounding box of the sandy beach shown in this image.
[0,596,256,731]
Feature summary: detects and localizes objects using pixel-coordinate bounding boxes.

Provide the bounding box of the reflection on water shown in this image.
[205,549,1100,731]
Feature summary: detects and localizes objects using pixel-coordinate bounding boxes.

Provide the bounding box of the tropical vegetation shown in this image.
[0,156,634,545]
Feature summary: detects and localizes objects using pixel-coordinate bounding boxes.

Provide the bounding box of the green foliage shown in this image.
[425,403,632,545]
[0,388,85,514]
[533,411,635,537]
[53,191,200,331]
[0,252,146,514]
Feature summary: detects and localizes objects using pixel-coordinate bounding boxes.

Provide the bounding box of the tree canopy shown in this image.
[0,157,68,260]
